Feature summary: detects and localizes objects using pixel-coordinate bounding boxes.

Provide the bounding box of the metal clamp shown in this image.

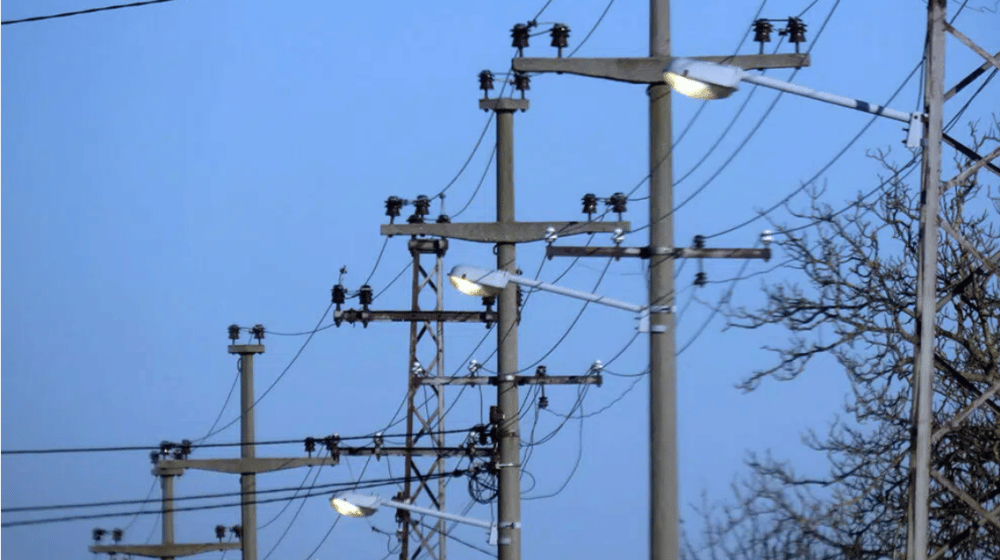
[637,306,676,333]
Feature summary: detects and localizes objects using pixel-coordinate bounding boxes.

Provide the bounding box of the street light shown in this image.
[449,264,664,317]
[330,491,500,546]
[449,264,666,332]
[663,57,924,148]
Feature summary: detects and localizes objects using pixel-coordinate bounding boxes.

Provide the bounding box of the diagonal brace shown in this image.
[929,469,1000,531]
[944,22,1000,72]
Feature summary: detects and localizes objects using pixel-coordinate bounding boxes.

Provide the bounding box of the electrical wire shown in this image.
[363,237,391,287]
[301,384,428,559]
[416,519,494,557]
[532,0,556,22]
[1,0,179,25]
[120,477,158,532]
[4,469,403,513]
[1,427,479,456]
[3,471,467,528]
[634,0,843,235]
[257,467,315,531]
[515,257,616,373]
[524,393,586,500]
[261,464,325,560]
[197,362,242,442]
[776,153,921,236]
[566,0,616,58]
[434,114,496,200]
[741,5,994,243]
[676,252,756,356]
[195,303,334,442]
[453,144,497,218]
[625,0,769,201]
[264,324,336,337]
[704,55,924,240]
[796,0,821,17]
[668,36,788,193]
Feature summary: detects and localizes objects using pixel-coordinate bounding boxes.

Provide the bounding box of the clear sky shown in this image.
[2,1,997,558]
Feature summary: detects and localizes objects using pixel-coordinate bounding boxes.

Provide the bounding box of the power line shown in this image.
[567,0,617,58]
[2,0,180,25]
[453,144,497,218]
[121,477,158,532]
[299,385,419,559]
[2,471,468,528]
[416,520,494,557]
[625,0,769,202]
[1,427,480,456]
[633,0,843,235]
[704,55,924,240]
[261,464,323,560]
[532,0,556,22]
[796,0,822,17]
[676,254,756,356]
[198,303,333,442]
[198,361,242,440]
[433,113,496,200]
[257,467,315,531]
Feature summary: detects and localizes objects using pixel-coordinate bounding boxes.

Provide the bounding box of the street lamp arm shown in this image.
[385,499,495,531]
[663,57,924,148]
[331,492,501,546]
[740,72,915,123]
[505,275,646,314]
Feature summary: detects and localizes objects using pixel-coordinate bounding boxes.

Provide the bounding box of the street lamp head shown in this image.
[448,265,510,297]
[663,57,744,100]
[330,492,380,517]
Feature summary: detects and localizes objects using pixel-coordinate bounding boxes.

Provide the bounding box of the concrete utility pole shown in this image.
[334,228,605,560]
[89,461,240,559]
[514,4,806,559]
[161,471,178,560]
[646,3,678,558]
[371,76,628,560]
[487,96,528,560]
[230,335,265,560]
[132,326,342,560]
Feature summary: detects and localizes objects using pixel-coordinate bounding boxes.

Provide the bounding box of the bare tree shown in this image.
[686,120,1000,560]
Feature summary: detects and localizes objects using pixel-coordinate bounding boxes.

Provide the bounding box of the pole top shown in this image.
[228,344,265,355]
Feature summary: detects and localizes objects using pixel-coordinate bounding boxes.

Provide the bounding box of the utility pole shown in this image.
[399,236,452,560]
[486,95,528,560]
[89,462,241,559]
[908,2,945,558]
[363,69,628,559]
[230,327,265,560]
[128,325,343,560]
[513,6,807,560]
[161,470,178,560]
[907,1,1000,557]
[647,4,678,558]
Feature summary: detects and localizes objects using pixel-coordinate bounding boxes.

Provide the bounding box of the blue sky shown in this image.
[2,0,997,558]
